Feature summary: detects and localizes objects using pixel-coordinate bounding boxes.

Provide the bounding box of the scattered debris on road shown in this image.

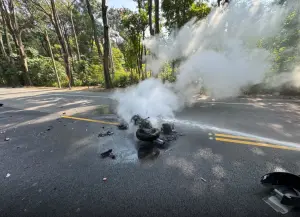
[103,177,107,181]
[100,149,116,159]
[6,173,11,178]
[98,130,114,137]
[4,137,10,141]
[62,112,66,115]
[201,177,207,183]
[0,103,3,107]
[118,123,128,130]
[46,126,53,131]
[162,123,174,135]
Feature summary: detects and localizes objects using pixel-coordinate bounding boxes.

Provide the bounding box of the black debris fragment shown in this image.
[62,112,66,115]
[100,149,116,159]
[118,123,128,130]
[98,131,114,137]
[101,149,112,158]
[201,177,207,183]
[162,123,173,135]
[153,138,165,147]
[46,126,54,131]
[107,131,114,135]
[0,103,3,107]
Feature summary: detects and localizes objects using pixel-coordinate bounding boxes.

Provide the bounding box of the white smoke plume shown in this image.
[114,0,299,122]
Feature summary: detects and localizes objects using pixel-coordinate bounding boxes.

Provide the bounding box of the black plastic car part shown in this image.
[261,172,300,206]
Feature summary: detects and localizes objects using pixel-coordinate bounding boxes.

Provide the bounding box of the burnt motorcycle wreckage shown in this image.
[131,115,160,141]
[131,115,175,144]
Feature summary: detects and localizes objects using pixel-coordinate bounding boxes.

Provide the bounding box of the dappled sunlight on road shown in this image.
[194,148,223,163]
[165,156,196,176]
[26,103,57,111]
[251,147,266,156]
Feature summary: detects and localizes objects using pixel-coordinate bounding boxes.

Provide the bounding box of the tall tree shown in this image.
[29,0,72,88]
[49,0,72,88]
[0,20,7,59]
[121,9,148,79]
[101,0,113,88]
[0,0,32,85]
[148,0,154,35]
[162,0,210,30]
[70,4,81,61]
[45,30,61,88]
[154,0,159,34]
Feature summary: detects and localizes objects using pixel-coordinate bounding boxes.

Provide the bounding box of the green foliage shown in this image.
[159,63,176,83]
[74,60,104,86]
[27,57,68,87]
[112,47,125,71]
[0,59,22,86]
[113,70,139,87]
[162,0,210,30]
[261,9,300,75]
[188,2,211,22]
[26,47,39,58]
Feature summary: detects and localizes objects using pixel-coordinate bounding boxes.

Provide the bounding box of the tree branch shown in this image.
[28,0,52,18]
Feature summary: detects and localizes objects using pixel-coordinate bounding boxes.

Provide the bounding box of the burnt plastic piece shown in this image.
[281,194,300,206]
[101,149,113,158]
[118,123,128,130]
[261,172,300,189]
[261,172,300,207]
[131,115,142,125]
[162,123,173,135]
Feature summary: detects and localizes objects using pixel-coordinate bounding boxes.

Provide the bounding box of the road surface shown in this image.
[0,87,300,217]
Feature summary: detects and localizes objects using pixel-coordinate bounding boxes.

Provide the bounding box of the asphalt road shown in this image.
[1,88,300,217]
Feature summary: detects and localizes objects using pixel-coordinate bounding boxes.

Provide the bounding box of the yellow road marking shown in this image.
[61,116,120,126]
[215,133,262,141]
[215,137,300,152]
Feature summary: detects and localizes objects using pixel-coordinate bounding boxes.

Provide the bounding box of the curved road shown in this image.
[0,88,300,217]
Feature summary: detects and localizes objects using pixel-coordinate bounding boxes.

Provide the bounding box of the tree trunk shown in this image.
[140,31,145,79]
[3,24,11,56]
[49,0,71,89]
[130,68,133,84]
[63,25,75,86]
[154,0,159,34]
[0,7,11,56]
[171,61,175,76]
[70,9,81,61]
[17,32,32,86]
[148,0,154,36]
[143,31,147,79]
[86,0,103,59]
[0,0,32,86]
[109,29,115,79]
[0,31,7,58]
[45,30,61,88]
[102,0,113,89]
[144,45,147,78]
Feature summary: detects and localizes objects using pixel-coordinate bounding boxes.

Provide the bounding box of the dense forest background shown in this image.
[0,0,299,94]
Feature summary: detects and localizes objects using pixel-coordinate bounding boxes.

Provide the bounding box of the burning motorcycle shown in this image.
[131,115,161,142]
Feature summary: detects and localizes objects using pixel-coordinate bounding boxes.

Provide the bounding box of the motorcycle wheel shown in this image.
[136,128,160,142]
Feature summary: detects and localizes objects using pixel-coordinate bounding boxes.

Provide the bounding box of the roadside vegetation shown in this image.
[0,0,299,95]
